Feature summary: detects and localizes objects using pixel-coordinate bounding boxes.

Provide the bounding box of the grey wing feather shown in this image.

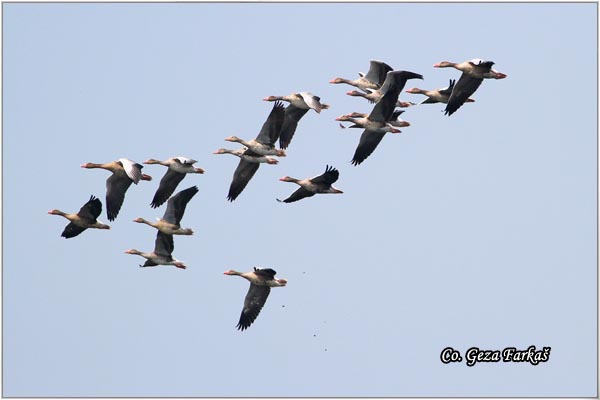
[255,101,285,145]
[364,60,393,86]
[61,222,87,239]
[351,130,387,166]
[445,73,483,116]
[278,105,309,149]
[77,195,102,222]
[237,284,271,331]
[106,173,134,221]
[150,169,187,209]
[227,159,260,201]
[311,165,339,185]
[278,187,316,203]
[162,185,199,225]
[154,231,174,258]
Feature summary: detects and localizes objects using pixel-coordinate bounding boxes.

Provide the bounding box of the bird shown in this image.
[81,158,152,221]
[48,195,110,238]
[346,89,415,108]
[339,110,410,129]
[433,59,507,116]
[214,147,278,201]
[125,231,186,269]
[345,69,419,106]
[133,186,199,235]
[224,267,287,331]
[329,59,393,92]
[263,93,329,149]
[215,101,286,201]
[277,165,343,203]
[405,79,475,105]
[336,70,422,165]
[224,101,286,157]
[143,157,204,209]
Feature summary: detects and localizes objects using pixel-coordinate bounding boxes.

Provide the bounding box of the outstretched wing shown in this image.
[277,187,316,203]
[150,169,187,209]
[227,159,260,201]
[162,186,199,225]
[255,101,285,145]
[445,73,483,116]
[237,284,271,331]
[61,222,87,239]
[351,131,387,166]
[77,195,102,222]
[278,105,309,149]
[311,165,339,185]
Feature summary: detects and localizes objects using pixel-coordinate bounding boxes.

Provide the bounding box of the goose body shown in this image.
[337,71,423,165]
[330,60,393,92]
[278,165,343,203]
[433,59,506,115]
[215,103,284,201]
[48,195,110,238]
[133,186,198,235]
[144,157,204,209]
[224,101,286,157]
[125,231,185,269]
[406,79,477,105]
[81,158,152,221]
[263,93,328,149]
[224,267,287,331]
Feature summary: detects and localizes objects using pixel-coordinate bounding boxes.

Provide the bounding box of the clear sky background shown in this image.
[3,2,597,397]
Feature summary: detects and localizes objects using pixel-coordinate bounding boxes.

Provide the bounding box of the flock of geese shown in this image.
[48,58,506,331]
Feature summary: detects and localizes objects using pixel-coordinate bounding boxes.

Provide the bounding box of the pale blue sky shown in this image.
[3,2,597,397]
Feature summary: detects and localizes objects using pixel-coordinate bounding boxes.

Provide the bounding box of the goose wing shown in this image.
[255,101,285,145]
[278,105,309,149]
[237,284,271,331]
[364,60,393,86]
[227,159,260,201]
[298,92,323,113]
[351,130,387,166]
[106,172,134,221]
[77,195,102,222]
[277,187,316,203]
[154,231,174,258]
[162,186,199,225]
[61,223,87,239]
[117,158,143,184]
[311,165,339,186]
[150,169,186,209]
[445,73,483,116]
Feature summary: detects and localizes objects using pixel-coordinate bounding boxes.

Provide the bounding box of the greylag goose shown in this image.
[347,89,414,108]
[125,231,185,269]
[224,101,286,157]
[336,70,423,165]
[143,157,204,209]
[81,158,152,221]
[133,186,198,235]
[224,267,287,331]
[214,104,284,201]
[329,60,393,92]
[433,59,506,116]
[48,195,110,238]
[214,148,278,201]
[340,110,410,129]
[277,165,343,203]
[263,93,329,149]
[405,79,474,105]
[345,70,420,106]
